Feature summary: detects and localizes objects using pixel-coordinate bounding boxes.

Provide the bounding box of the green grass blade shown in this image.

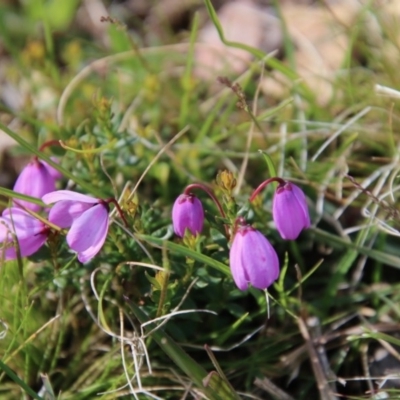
[179,12,199,128]
[259,150,277,180]
[138,234,231,276]
[0,359,42,400]
[313,228,400,268]
[0,187,44,208]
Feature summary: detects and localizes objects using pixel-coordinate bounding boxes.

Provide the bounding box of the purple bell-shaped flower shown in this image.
[43,190,109,263]
[13,158,57,211]
[272,181,310,240]
[230,222,279,291]
[172,193,204,237]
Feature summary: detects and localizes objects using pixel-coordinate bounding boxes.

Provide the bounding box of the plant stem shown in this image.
[184,183,226,219]
[106,198,129,227]
[249,177,285,202]
[184,183,230,238]
[39,139,62,152]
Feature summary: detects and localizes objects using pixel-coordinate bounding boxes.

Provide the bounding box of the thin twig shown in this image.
[297,317,338,400]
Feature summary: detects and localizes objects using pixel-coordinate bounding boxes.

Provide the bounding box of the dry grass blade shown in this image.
[297,317,339,400]
[254,377,295,400]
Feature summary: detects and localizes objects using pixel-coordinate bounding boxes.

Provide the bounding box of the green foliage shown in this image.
[1,0,400,399]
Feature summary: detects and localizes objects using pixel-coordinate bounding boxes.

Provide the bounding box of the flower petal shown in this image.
[0,208,47,260]
[66,204,109,263]
[0,234,47,260]
[0,245,17,260]
[2,208,44,239]
[13,161,55,211]
[241,229,279,290]
[48,200,93,228]
[0,239,19,260]
[291,184,311,228]
[42,157,63,180]
[18,234,48,257]
[273,183,310,240]
[229,231,249,291]
[42,190,99,205]
[0,221,11,243]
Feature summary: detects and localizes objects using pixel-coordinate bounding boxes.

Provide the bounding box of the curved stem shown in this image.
[232,216,246,237]
[184,183,230,239]
[184,183,226,219]
[235,216,246,227]
[39,139,62,152]
[106,198,129,227]
[34,140,63,162]
[249,177,285,202]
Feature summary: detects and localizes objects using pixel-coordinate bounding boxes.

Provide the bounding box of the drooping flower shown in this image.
[272,181,310,240]
[13,158,57,211]
[0,208,49,260]
[230,223,279,291]
[172,193,204,237]
[42,157,63,180]
[42,190,109,263]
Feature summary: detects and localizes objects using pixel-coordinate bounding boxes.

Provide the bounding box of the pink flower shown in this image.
[272,182,310,240]
[42,190,109,263]
[0,208,48,260]
[172,194,204,237]
[42,157,63,180]
[230,224,279,291]
[13,158,56,211]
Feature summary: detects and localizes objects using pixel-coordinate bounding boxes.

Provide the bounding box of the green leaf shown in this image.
[0,187,44,208]
[145,271,162,290]
[179,12,200,128]
[40,373,56,400]
[203,0,264,59]
[203,371,240,400]
[259,150,277,181]
[0,359,42,400]
[25,0,80,30]
[202,0,314,101]
[138,234,231,276]
[313,228,400,268]
[348,331,400,347]
[216,313,249,345]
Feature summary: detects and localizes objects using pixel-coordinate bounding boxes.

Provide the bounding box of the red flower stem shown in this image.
[183,183,230,238]
[39,139,62,152]
[106,198,129,227]
[249,177,286,202]
[229,217,252,245]
[183,183,226,219]
[33,140,63,162]
[236,216,246,227]
[232,216,245,236]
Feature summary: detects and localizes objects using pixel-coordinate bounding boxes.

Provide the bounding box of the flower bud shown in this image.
[272,182,310,240]
[172,194,204,237]
[230,224,279,291]
[216,170,236,192]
